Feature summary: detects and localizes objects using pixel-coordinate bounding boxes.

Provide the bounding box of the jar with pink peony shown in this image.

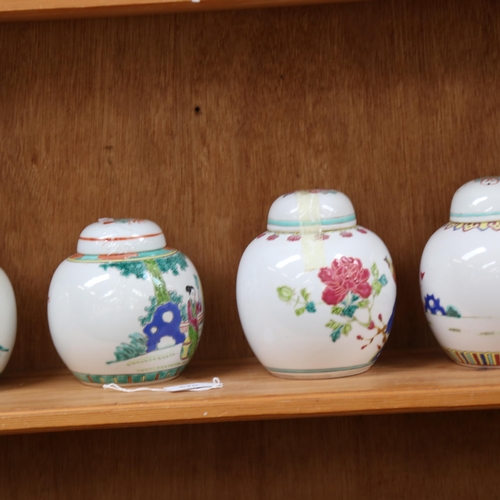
[236,190,397,379]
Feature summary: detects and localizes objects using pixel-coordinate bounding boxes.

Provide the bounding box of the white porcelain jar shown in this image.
[236,190,397,379]
[48,218,204,385]
[421,177,500,367]
[0,267,16,374]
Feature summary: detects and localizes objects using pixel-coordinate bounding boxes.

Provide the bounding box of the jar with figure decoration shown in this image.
[236,190,397,379]
[421,177,500,367]
[48,218,204,385]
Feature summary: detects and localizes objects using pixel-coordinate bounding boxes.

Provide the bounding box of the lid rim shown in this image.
[266,222,358,233]
[451,211,500,217]
[450,216,500,223]
[267,214,356,227]
[76,219,166,255]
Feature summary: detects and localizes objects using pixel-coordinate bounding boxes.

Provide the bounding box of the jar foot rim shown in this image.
[265,362,373,379]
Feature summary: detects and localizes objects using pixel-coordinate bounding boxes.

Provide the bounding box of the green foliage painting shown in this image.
[107,333,147,364]
[100,253,188,306]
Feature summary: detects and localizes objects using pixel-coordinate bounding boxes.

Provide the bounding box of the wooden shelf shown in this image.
[0,0,361,21]
[2,349,500,435]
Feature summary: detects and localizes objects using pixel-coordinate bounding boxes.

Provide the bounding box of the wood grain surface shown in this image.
[1,0,500,373]
[0,410,499,499]
[2,349,500,434]
[0,0,363,22]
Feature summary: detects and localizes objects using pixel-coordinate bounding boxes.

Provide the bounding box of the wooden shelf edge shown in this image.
[2,349,500,435]
[0,0,365,22]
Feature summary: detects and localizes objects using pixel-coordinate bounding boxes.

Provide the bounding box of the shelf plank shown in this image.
[2,349,500,434]
[0,0,364,21]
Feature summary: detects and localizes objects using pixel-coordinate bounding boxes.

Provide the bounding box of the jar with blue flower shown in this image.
[421,177,500,367]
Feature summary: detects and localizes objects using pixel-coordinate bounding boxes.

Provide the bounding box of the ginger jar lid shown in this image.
[76,218,167,255]
[450,177,500,223]
[267,189,356,232]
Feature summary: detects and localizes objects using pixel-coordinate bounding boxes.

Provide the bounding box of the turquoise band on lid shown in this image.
[451,211,500,218]
[268,214,356,227]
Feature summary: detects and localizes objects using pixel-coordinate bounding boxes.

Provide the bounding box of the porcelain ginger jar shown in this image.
[236,190,397,379]
[420,176,500,367]
[48,218,204,385]
[0,267,16,375]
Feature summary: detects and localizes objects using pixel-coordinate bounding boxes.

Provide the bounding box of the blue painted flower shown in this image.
[424,294,446,315]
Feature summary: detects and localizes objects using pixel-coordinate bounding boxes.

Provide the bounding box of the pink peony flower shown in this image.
[287,235,301,242]
[340,232,353,238]
[318,256,371,305]
[357,228,367,234]
[257,232,267,239]
[267,234,279,241]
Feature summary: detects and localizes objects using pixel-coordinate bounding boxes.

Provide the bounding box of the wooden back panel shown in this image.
[1,411,500,499]
[1,0,499,372]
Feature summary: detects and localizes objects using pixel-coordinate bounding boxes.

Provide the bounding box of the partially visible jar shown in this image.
[237,190,397,379]
[48,218,204,385]
[0,267,16,375]
[421,177,500,367]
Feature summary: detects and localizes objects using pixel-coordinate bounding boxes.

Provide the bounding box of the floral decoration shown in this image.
[444,222,500,232]
[424,294,461,318]
[318,257,371,305]
[257,232,333,242]
[277,286,316,315]
[277,256,394,353]
[475,177,500,185]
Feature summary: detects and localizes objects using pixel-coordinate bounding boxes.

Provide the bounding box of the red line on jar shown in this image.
[79,232,163,241]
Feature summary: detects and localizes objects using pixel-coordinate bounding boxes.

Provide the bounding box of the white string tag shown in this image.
[103,377,223,393]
